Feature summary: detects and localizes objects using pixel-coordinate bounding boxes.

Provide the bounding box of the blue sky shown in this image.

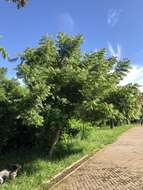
[1,0,143,89]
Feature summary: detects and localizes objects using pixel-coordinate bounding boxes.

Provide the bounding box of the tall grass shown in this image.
[0,124,133,190]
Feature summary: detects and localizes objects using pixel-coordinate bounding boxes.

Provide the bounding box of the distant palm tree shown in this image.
[7,0,28,8]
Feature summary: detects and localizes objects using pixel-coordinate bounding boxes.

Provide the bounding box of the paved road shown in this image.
[50,126,143,190]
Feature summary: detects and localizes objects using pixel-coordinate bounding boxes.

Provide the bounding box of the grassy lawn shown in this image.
[0,124,133,190]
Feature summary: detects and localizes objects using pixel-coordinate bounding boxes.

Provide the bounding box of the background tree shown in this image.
[0,67,30,152]
[78,50,131,128]
[105,84,141,124]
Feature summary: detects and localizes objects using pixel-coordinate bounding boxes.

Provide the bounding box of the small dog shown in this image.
[0,164,21,184]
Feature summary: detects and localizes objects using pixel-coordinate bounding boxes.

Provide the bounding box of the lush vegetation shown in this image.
[0,33,141,155]
[0,123,132,190]
[0,32,142,188]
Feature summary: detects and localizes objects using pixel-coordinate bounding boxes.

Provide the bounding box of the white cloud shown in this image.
[107,9,122,27]
[108,42,143,91]
[108,42,122,59]
[58,13,76,33]
[120,65,143,91]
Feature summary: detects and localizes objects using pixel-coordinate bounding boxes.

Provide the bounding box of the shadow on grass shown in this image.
[0,143,83,176]
[53,143,83,161]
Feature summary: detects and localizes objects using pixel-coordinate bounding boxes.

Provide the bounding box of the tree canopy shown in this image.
[0,33,142,157]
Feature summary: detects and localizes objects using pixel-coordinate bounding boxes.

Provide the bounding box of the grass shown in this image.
[0,124,134,190]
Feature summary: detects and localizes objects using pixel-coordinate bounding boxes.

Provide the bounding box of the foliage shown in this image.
[0,33,142,156]
[0,67,36,152]
[6,0,28,8]
[0,47,7,59]
[105,84,142,124]
[17,33,84,157]
[0,36,8,60]
[0,123,132,190]
[77,50,131,127]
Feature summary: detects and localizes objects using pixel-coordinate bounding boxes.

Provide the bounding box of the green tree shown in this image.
[78,49,130,127]
[0,32,141,154]
[17,34,133,156]
[0,67,27,151]
[17,33,84,158]
[106,84,141,124]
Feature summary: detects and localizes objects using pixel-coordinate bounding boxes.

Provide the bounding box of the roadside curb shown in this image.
[39,126,133,190]
[39,150,99,190]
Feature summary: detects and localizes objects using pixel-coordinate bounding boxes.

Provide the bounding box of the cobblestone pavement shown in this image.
[50,127,143,190]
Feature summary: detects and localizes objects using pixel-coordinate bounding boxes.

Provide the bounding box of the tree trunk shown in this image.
[48,129,60,159]
[80,123,84,140]
[110,118,114,129]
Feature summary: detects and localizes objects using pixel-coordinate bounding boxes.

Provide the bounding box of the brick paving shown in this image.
[50,127,143,190]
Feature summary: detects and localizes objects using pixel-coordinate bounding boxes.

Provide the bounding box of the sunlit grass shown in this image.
[0,124,133,190]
